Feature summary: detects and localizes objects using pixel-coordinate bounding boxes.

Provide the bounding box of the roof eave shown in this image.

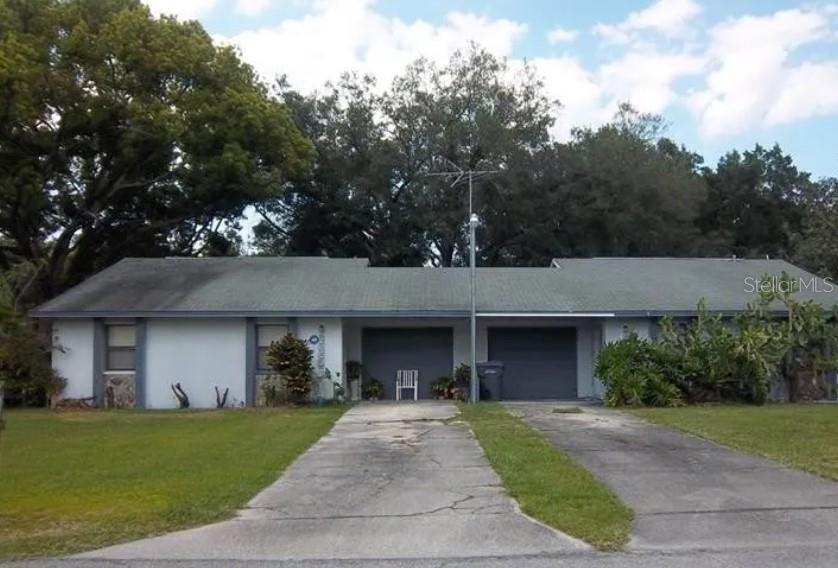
[29,309,472,318]
[30,308,797,319]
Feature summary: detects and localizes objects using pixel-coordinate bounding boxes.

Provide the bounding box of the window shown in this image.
[257,324,288,371]
[106,324,136,371]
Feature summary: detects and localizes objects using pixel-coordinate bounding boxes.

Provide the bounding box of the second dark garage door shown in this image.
[362,328,453,400]
[488,327,577,399]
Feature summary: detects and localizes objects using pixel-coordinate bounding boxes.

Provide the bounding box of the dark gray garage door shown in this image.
[362,328,453,400]
[488,327,577,400]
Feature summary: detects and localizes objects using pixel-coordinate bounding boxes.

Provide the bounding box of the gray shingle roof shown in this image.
[545,257,836,314]
[31,256,837,317]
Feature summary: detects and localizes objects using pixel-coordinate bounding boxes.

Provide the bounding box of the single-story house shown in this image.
[31,256,836,408]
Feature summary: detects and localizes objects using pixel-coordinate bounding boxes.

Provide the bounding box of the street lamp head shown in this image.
[469,213,479,227]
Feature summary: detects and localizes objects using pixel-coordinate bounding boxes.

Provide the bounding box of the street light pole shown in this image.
[424,160,501,403]
[469,198,478,402]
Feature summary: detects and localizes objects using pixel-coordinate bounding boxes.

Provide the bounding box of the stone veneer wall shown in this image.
[102,373,136,408]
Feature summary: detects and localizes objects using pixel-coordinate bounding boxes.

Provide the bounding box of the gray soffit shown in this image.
[31,256,837,318]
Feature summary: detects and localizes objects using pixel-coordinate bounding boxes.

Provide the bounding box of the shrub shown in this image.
[768,280,838,401]
[362,377,383,400]
[643,373,683,408]
[260,375,285,406]
[431,375,465,400]
[596,275,838,407]
[594,335,682,407]
[658,302,782,404]
[266,334,313,404]
[454,363,471,388]
[0,315,66,406]
[431,375,452,398]
[1,262,66,407]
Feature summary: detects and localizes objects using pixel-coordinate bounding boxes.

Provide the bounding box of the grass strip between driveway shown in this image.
[630,404,838,481]
[0,406,347,560]
[459,403,632,551]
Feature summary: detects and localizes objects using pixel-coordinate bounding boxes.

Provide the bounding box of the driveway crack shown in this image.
[243,494,479,521]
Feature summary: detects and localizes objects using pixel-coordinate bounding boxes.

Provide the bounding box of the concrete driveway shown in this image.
[77,402,584,561]
[508,402,838,551]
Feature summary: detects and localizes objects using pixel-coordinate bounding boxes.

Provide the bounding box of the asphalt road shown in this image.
[6,544,838,568]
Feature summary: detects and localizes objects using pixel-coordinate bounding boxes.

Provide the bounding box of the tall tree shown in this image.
[253,76,425,265]
[482,105,707,263]
[0,0,313,299]
[698,145,811,258]
[793,178,838,279]
[256,47,556,266]
[385,50,555,266]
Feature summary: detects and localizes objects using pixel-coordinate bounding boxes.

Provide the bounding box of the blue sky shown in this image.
[146,0,838,178]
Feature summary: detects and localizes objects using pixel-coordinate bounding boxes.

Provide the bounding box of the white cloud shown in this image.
[235,0,271,16]
[216,0,526,91]
[212,0,710,144]
[144,0,217,20]
[689,8,834,137]
[523,49,705,141]
[593,0,702,43]
[600,51,705,113]
[546,26,578,44]
[524,57,608,139]
[766,62,838,126]
[209,0,838,143]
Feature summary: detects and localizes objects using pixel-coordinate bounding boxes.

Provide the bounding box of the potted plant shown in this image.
[431,376,465,400]
[362,377,383,401]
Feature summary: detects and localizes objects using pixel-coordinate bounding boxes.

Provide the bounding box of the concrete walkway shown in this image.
[78,402,585,561]
[508,402,838,551]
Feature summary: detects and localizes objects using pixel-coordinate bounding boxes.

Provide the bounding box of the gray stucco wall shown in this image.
[51,314,668,406]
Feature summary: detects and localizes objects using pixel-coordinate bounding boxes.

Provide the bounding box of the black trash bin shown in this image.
[477,361,505,400]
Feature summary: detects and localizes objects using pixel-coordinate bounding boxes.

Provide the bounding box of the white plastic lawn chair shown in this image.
[396,369,419,401]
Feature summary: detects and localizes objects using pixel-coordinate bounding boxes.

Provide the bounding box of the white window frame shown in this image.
[106,324,136,372]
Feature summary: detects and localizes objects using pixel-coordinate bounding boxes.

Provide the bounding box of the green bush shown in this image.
[362,377,383,400]
[1,263,66,407]
[260,375,286,406]
[594,335,681,407]
[265,335,313,404]
[431,376,452,398]
[657,302,782,404]
[643,373,683,407]
[0,314,66,406]
[595,284,835,407]
[454,363,471,388]
[431,375,465,400]
[768,279,838,401]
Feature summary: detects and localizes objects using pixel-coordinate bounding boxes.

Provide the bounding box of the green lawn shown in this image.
[459,403,633,551]
[0,406,347,559]
[630,404,838,481]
